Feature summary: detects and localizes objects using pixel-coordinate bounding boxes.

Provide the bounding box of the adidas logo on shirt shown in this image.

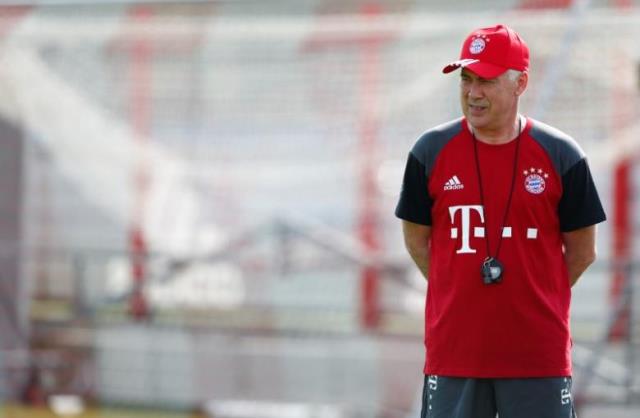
[444,175,464,191]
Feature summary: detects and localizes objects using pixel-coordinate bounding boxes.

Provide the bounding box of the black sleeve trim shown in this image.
[395,152,433,225]
[558,158,606,232]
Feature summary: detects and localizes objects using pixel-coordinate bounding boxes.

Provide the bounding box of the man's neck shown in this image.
[470,115,523,145]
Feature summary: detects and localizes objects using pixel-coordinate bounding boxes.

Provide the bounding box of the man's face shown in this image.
[459,68,525,133]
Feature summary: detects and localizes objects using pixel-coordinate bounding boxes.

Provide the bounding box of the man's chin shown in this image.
[465,115,488,131]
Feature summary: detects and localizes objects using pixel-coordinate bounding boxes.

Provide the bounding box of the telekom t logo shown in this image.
[448,205,539,254]
[449,205,484,254]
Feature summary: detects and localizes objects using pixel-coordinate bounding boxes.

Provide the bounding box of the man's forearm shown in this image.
[563,226,597,287]
[402,221,432,281]
[408,247,430,280]
[565,251,595,287]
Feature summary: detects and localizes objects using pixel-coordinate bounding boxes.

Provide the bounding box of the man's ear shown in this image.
[516,71,529,96]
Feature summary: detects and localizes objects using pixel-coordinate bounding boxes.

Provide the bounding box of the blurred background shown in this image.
[0,0,638,417]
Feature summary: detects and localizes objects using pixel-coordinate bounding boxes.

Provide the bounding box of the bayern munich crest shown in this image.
[469,35,489,54]
[523,167,549,194]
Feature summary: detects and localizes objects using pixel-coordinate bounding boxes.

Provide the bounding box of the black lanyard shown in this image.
[471,118,522,262]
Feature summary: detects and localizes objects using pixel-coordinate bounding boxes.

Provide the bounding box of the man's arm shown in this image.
[562,225,597,287]
[402,220,432,281]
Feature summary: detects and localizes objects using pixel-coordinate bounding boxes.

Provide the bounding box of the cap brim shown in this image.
[442,59,508,79]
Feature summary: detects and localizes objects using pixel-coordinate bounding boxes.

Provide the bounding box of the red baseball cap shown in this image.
[442,24,529,79]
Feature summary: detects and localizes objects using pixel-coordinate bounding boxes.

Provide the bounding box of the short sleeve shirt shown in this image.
[395,117,606,377]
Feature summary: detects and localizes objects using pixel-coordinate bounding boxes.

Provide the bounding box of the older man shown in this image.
[396,24,606,418]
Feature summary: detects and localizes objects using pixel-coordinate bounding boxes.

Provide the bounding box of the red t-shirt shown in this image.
[396,117,606,377]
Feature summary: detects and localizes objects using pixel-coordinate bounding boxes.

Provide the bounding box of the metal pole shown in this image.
[357,2,384,331]
[128,5,152,321]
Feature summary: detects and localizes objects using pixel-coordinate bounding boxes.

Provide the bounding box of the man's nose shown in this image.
[467,82,483,99]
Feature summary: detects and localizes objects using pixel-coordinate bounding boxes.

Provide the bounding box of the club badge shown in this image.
[523,167,549,194]
[469,35,489,54]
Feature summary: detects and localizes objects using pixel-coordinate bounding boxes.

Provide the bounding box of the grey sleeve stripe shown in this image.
[528,119,586,176]
[410,118,463,177]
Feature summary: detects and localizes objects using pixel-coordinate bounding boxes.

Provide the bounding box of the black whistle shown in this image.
[482,257,503,285]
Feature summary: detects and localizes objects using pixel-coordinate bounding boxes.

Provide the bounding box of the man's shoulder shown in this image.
[528,118,586,176]
[411,118,464,166]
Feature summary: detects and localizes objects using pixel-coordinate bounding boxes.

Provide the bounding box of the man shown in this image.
[395,25,606,418]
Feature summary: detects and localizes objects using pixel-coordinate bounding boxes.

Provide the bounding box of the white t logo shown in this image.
[449,205,484,254]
